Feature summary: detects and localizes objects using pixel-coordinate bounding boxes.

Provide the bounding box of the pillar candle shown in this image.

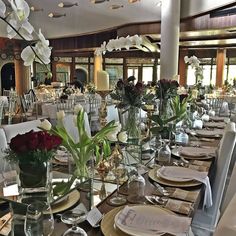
[97,71,109,90]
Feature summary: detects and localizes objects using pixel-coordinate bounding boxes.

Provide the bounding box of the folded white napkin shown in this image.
[158,166,212,208]
[116,205,191,236]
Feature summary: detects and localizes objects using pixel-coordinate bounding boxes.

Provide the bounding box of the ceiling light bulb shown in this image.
[30,6,43,12]
[91,0,109,4]
[48,12,66,18]
[109,4,124,10]
[58,2,78,8]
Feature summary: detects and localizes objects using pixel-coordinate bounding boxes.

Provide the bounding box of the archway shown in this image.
[75,67,88,85]
[1,63,15,94]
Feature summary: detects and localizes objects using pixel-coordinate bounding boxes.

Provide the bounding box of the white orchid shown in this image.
[39,119,52,131]
[0,0,6,17]
[95,35,143,56]
[7,0,34,40]
[184,55,200,68]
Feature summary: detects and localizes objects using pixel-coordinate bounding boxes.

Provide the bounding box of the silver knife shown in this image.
[152,182,169,196]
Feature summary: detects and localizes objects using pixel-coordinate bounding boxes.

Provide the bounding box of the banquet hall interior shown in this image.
[0,0,236,236]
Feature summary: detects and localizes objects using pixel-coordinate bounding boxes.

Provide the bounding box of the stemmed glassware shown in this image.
[108,145,127,206]
[24,200,54,236]
[61,209,87,236]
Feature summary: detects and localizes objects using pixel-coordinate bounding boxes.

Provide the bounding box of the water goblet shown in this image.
[61,209,87,236]
[24,200,54,236]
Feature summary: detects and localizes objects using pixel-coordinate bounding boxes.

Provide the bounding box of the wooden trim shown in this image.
[216,48,226,87]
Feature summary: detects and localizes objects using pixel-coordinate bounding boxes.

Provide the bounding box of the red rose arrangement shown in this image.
[7,130,62,163]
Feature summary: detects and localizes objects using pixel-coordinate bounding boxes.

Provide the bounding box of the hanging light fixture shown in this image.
[128,0,140,3]
[30,6,44,12]
[48,12,66,18]
[58,2,78,8]
[91,0,109,4]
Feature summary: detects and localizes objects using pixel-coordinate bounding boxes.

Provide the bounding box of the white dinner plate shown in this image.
[157,166,193,182]
[114,205,173,236]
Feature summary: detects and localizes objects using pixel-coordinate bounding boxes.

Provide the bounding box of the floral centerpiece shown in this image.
[151,79,190,138]
[6,130,61,192]
[110,77,146,140]
[39,104,120,195]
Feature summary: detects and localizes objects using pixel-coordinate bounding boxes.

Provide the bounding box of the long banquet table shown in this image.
[50,138,220,236]
[0,135,220,236]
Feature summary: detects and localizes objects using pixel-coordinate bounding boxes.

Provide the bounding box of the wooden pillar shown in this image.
[138,66,142,82]
[123,58,127,81]
[70,56,75,82]
[51,61,57,82]
[14,59,30,95]
[216,48,226,88]
[179,50,188,86]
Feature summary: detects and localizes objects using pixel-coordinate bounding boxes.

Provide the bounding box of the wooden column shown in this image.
[179,50,188,86]
[14,59,30,95]
[51,61,57,82]
[216,48,226,88]
[70,56,75,82]
[152,56,158,83]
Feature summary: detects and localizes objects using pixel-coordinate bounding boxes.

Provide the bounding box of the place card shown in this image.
[3,184,19,197]
[86,207,103,227]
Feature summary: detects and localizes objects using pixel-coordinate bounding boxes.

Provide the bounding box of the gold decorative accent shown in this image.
[96,90,112,127]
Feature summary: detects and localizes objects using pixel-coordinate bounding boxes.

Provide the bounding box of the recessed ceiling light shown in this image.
[48,12,66,18]
[30,6,43,12]
[91,0,109,4]
[58,2,78,8]
[128,0,140,3]
[109,4,124,10]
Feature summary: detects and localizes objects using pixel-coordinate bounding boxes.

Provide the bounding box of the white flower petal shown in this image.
[39,119,52,130]
[118,131,127,143]
[0,0,6,17]
[57,110,65,120]
[21,46,35,66]
[74,104,83,114]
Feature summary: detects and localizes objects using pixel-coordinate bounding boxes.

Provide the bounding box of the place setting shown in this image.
[100,204,192,236]
[171,146,217,160]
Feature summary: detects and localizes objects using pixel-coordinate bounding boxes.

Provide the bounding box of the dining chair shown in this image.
[220,162,236,214]
[206,97,224,116]
[56,99,75,114]
[0,101,4,125]
[213,192,236,236]
[0,128,8,172]
[62,113,91,143]
[2,119,41,143]
[191,122,236,236]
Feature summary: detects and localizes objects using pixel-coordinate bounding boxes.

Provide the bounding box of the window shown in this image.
[142,67,153,84]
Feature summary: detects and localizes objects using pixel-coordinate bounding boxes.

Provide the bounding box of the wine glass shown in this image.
[24,200,54,236]
[61,209,87,236]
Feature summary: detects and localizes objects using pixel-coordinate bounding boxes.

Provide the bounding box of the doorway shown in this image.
[1,63,15,94]
[75,68,87,85]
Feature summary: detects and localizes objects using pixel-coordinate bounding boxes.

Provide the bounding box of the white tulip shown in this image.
[39,119,51,131]
[118,131,127,143]
[0,0,6,17]
[57,110,65,120]
[74,104,83,114]
[114,121,122,133]
[106,132,118,142]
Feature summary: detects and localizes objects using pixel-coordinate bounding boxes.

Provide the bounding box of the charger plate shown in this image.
[195,129,223,138]
[101,205,174,236]
[157,167,193,182]
[51,189,80,214]
[148,168,201,188]
[172,147,215,160]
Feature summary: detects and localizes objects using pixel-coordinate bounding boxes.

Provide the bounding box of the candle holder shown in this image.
[143,105,156,138]
[96,90,112,127]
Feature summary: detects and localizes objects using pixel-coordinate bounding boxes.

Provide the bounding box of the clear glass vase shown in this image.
[157,142,171,164]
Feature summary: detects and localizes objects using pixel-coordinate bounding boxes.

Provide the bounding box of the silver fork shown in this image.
[152,182,169,196]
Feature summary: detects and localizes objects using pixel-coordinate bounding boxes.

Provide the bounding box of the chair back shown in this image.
[56,99,75,114]
[3,119,41,143]
[214,192,236,236]
[192,122,236,232]
[221,162,236,214]
[0,101,4,125]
